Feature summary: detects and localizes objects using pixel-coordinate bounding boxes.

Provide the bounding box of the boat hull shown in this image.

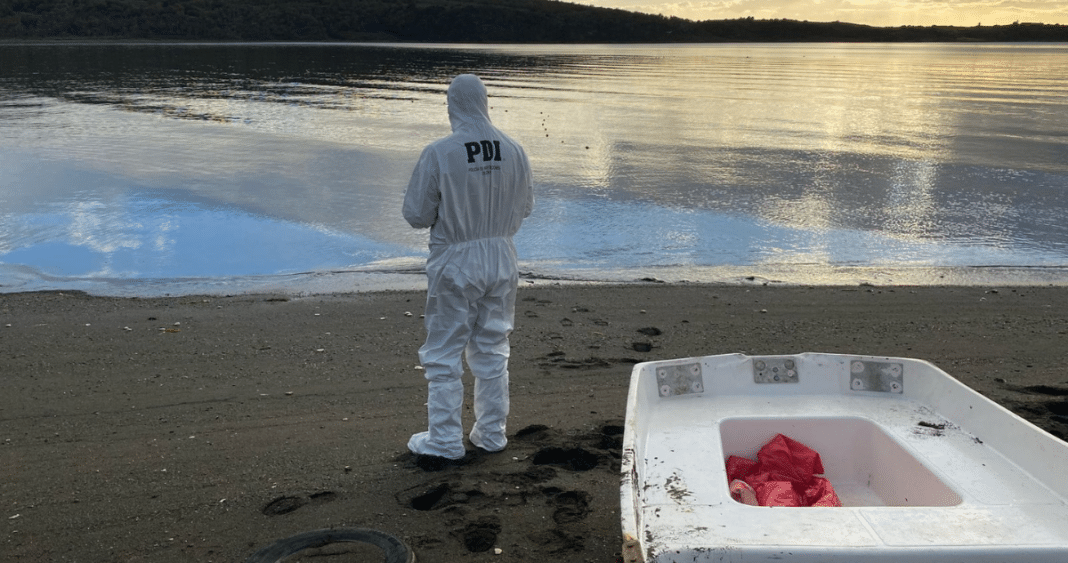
[620,353,1068,562]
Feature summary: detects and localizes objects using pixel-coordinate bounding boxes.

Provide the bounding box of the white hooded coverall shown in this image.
[403,74,534,460]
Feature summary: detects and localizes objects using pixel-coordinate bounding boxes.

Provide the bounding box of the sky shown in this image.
[566,0,1068,28]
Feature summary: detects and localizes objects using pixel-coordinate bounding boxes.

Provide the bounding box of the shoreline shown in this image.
[2,284,1067,562]
[3,262,1068,300]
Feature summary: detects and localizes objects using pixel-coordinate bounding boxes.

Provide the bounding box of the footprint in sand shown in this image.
[260,490,338,516]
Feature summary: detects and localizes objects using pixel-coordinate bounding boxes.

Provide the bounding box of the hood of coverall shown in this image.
[447,74,492,133]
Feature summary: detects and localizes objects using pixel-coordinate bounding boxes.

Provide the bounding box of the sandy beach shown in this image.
[2,283,1067,562]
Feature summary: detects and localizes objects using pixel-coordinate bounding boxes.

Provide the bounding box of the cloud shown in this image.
[568,0,1068,26]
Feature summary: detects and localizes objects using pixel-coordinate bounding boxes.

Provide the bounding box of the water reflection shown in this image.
[1,43,1066,293]
[2,183,412,280]
[886,160,938,239]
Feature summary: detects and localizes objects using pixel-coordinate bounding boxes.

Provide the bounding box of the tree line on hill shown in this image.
[1,0,1065,43]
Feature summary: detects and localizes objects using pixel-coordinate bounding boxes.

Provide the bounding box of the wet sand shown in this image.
[2,284,1067,562]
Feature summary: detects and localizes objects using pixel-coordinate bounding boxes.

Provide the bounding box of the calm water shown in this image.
[1,42,1066,295]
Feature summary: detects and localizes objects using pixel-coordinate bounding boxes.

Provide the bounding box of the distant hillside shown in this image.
[1,0,1065,42]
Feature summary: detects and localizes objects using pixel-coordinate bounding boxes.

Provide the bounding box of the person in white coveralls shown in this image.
[402,74,534,461]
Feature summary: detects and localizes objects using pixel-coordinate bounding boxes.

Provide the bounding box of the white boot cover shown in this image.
[467,321,511,452]
[408,378,466,460]
[470,372,509,452]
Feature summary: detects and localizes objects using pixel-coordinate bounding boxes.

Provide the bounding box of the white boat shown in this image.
[620,353,1068,562]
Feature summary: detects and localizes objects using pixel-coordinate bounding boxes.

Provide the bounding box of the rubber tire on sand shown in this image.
[243,528,415,563]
